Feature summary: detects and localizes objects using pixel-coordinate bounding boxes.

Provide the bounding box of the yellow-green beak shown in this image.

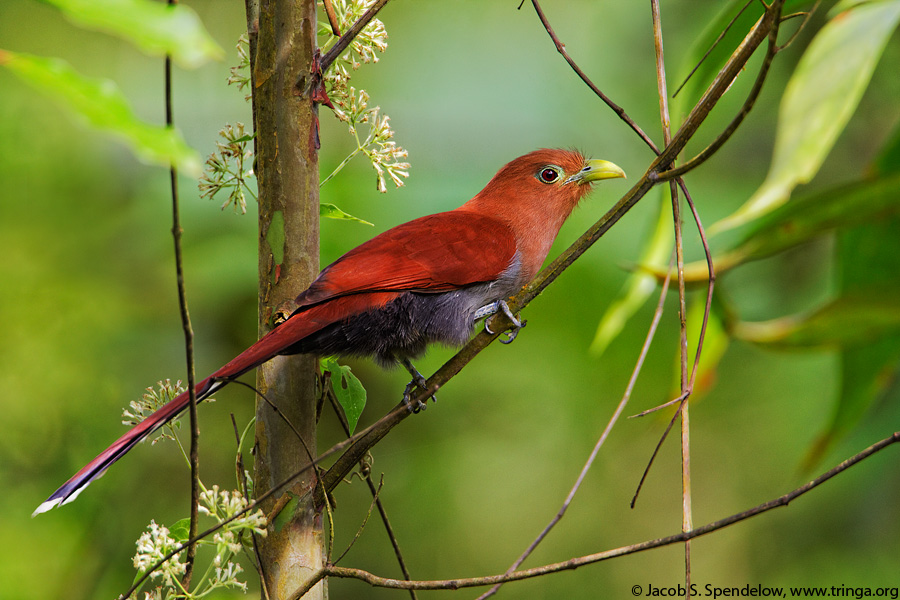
[566,159,626,185]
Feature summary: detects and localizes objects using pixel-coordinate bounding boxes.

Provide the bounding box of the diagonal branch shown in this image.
[324,386,418,599]
[315,0,784,567]
[476,251,676,600]
[294,431,900,595]
[319,0,392,73]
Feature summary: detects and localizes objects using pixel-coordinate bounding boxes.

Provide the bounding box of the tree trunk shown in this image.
[247,0,324,598]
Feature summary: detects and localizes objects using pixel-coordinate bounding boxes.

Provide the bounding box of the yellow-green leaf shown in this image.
[732,290,900,348]
[0,50,201,176]
[320,202,373,226]
[590,192,672,356]
[713,1,900,232]
[667,173,900,283]
[322,357,367,434]
[42,0,223,68]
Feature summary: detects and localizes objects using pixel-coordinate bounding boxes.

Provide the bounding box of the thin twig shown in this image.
[530,0,660,154]
[232,379,307,447]
[322,0,341,36]
[319,0,392,73]
[631,394,685,418]
[630,392,688,508]
[777,0,822,52]
[164,1,200,587]
[325,386,418,599]
[292,431,900,594]
[656,3,785,183]
[332,475,384,566]
[649,1,692,594]
[672,0,755,98]
[677,180,715,395]
[477,251,676,600]
[232,414,270,600]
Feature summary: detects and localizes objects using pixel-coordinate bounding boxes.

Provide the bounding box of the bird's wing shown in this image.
[294,210,518,309]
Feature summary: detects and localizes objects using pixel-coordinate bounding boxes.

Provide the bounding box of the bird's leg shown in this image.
[477,300,525,344]
[398,357,434,413]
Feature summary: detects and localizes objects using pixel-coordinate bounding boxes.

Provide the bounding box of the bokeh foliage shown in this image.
[1,1,899,598]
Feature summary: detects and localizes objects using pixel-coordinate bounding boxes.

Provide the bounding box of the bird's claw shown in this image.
[484,300,525,344]
[402,380,429,413]
[399,358,435,414]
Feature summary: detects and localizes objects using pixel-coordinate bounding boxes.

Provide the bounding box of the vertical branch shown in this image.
[650,1,692,595]
[164,0,200,588]
[251,0,324,598]
[323,387,417,599]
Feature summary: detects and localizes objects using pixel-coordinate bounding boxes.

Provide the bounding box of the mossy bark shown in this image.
[246,0,324,597]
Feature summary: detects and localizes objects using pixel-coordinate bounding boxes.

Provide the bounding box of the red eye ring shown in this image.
[538,167,560,184]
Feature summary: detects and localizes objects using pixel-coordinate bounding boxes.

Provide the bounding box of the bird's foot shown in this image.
[481,300,525,344]
[399,358,435,413]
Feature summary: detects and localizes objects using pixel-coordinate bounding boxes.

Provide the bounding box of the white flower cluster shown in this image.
[131,487,267,598]
[320,0,410,192]
[321,0,388,66]
[198,122,256,214]
[122,380,186,444]
[199,485,267,539]
[133,520,187,590]
[227,33,251,101]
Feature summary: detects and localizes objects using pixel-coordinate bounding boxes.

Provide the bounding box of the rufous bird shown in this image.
[35,148,625,515]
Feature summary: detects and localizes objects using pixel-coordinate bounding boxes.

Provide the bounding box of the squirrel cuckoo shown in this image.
[34,148,624,515]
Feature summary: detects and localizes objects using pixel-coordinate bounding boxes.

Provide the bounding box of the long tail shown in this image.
[31,321,299,516]
[33,292,399,516]
[32,376,223,516]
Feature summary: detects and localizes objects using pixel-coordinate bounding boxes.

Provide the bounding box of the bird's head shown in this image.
[460,149,625,280]
[463,148,624,229]
[468,148,625,215]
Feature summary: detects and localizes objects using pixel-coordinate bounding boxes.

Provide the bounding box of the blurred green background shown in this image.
[2,1,899,598]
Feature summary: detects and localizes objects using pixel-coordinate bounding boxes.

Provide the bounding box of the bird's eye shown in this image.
[537,166,560,184]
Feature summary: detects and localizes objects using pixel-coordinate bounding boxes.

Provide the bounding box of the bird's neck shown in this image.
[458,193,575,282]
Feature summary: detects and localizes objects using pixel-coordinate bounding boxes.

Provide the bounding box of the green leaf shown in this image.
[674,0,809,115]
[0,50,201,176]
[168,517,191,543]
[713,1,900,232]
[666,173,900,283]
[42,0,223,68]
[873,120,900,176]
[322,357,367,434]
[739,174,900,259]
[590,191,672,356]
[320,202,374,226]
[732,289,900,347]
[806,214,900,463]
